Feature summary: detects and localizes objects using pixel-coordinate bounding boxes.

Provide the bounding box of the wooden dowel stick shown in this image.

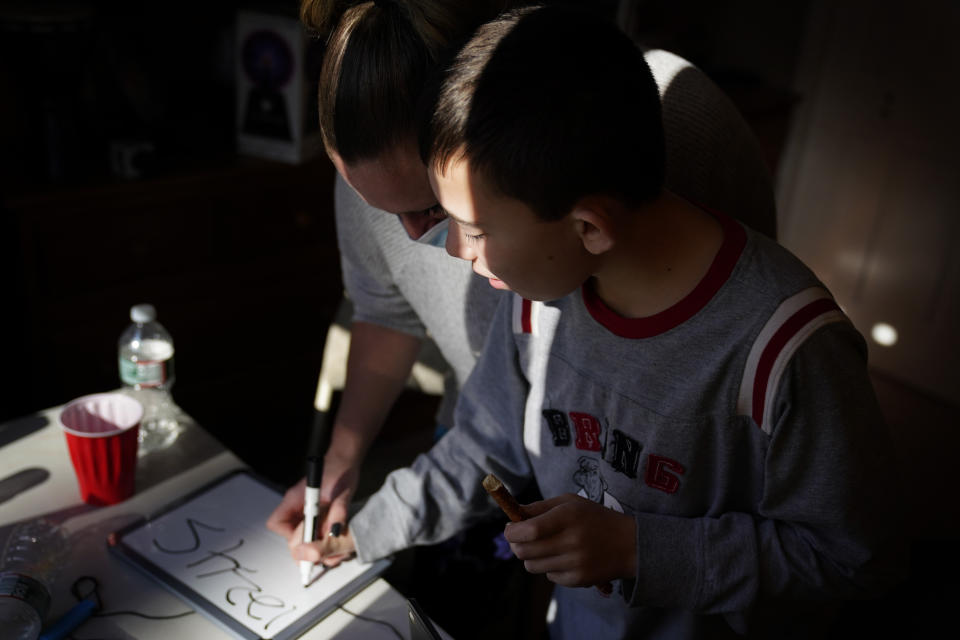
[482,473,525,522]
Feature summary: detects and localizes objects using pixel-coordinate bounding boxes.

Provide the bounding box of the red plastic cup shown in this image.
[58,393,143,506]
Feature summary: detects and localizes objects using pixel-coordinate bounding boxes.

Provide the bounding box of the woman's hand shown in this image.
[265,446,363,568]
[292,524,357,567]
[266,477,309,545]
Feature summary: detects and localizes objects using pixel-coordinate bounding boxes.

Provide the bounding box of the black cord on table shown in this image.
[94,609,196,620]
[71,575,196,620]
[337,603,404,639]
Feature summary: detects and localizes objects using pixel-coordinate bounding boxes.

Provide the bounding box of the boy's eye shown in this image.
[465,232,485,243]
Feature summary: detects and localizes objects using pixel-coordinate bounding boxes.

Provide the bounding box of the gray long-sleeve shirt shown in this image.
[349,217,904,638]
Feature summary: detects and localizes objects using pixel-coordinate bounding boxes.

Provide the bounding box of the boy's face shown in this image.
[429,157,594,301]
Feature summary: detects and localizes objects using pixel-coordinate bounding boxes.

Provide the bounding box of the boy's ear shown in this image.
[571,199,615,255]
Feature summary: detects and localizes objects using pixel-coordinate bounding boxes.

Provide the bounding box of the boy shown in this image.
[300,6,903,637]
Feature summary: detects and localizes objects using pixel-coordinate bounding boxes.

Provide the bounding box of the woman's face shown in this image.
[329,143,446,240]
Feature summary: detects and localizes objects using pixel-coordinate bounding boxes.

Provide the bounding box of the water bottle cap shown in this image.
[130,304,156,323]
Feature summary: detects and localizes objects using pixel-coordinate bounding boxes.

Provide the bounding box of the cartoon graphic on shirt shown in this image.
[573,456,624,513]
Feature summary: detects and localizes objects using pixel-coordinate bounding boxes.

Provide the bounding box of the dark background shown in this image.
[0,0,343,486]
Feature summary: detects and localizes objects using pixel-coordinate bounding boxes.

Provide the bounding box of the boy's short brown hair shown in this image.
[423,5,666,221]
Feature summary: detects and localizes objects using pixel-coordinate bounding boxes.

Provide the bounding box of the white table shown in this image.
[0,401,447,639]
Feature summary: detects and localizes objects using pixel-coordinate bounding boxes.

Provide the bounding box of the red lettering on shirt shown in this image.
[569,412,603,451]
[644,455,685,494]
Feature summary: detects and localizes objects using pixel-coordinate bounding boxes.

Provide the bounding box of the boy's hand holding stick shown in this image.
[482,473,613,595]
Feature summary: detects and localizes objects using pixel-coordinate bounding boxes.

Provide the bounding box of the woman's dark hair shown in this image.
[425,5,666,221]
[301,0,506,163]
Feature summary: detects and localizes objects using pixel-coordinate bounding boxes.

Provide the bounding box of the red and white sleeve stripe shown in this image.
[512,294,541,336]
[736,287,848,434]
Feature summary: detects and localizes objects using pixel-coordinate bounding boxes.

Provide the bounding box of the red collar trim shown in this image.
[581,210,746,338]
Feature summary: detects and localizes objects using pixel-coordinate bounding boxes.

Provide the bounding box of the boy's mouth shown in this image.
[488,277,509,290]
[474,265,491,278]
[473,265,509,290]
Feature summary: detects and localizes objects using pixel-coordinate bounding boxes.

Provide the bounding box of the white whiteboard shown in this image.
[110,470,390,640]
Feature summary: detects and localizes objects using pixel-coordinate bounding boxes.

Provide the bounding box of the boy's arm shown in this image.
[622,324,906,614]
[346,298,533,562]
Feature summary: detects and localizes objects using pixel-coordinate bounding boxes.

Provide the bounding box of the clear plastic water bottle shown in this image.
[118,303,182,454]
[0,520,67,640]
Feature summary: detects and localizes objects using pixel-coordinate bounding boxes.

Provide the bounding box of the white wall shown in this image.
[777,0,960,406]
